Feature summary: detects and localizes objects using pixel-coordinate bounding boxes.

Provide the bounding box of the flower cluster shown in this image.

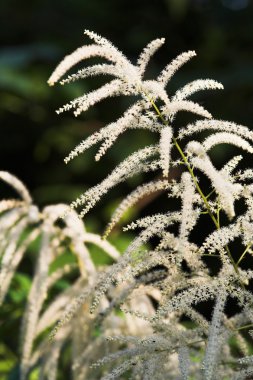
[2,30,253,379]
[48,30,253,379]
[46,30,253,379]
[0,172,155,380]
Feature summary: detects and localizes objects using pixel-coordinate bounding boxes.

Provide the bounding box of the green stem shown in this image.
[236,242,252,266]
[234,323,253,332]
[205,188,215,200]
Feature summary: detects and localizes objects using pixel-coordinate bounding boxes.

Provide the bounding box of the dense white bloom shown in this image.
[178,173,198,258]
[178,119,253,142]
[203,132,253,154]
[173,79,224,101]
[70,145,160,218]
[160,126,173,177]
[157,50,196,85]
[187,141,242,219]
[0,171,32,204]
[104,179,171,238]
[203,289,227,380]
[178,346,190,380]
[137,38,165,76]
[163,100,212,120]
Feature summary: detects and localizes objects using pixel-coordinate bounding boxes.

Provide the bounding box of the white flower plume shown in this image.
[49,30,220,168]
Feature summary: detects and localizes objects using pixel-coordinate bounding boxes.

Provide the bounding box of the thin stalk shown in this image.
[205,188,215,200]
[236,242,252,266]
[216,205,221,229]
[235,323,253,332]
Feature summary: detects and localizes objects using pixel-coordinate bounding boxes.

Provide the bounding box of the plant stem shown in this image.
[235,323,253,332]
[236,242,252,266]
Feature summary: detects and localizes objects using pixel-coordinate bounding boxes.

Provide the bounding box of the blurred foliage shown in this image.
[0,0,253,379]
